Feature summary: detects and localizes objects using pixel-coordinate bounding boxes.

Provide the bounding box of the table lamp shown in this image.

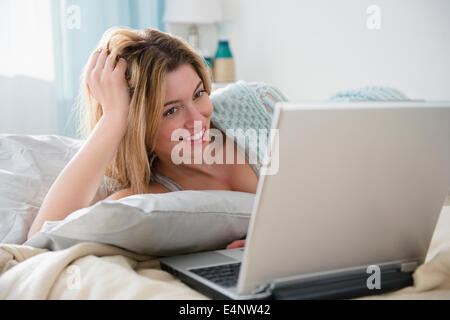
[164,0,222,55]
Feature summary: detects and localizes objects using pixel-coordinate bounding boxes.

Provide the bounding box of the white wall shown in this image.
[188,0,450,101]
[3,0,449,136]
[0,76,58,135]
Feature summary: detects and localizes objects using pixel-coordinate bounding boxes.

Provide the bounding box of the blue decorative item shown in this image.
[215,40,233,59]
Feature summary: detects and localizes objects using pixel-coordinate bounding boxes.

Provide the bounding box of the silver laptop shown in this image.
[160,101,450,300]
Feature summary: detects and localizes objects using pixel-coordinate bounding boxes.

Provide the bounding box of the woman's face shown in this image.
[154,63,213,164]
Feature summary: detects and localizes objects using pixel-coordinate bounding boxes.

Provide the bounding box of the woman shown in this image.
[27,27,271,248]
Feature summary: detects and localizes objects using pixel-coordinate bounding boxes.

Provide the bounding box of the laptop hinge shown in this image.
[400,261,419,273]
[251,283,272,295]
[264,263,417,300]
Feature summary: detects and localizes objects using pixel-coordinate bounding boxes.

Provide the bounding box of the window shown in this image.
[0,0,54,81]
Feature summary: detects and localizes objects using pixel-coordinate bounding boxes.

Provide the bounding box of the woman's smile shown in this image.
[179,126,210,145]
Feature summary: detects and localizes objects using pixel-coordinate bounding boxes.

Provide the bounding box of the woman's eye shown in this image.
[164,107,178,117]
[163,90,205,117]
[195,90,206,99]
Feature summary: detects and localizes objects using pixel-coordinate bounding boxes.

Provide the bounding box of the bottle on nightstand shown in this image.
[213,21,235,83]
[202,49,214,82]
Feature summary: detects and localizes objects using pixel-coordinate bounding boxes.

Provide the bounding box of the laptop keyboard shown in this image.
[190,263,241,288]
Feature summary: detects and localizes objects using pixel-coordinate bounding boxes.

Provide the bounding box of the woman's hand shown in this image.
[226,239,246,249]
[86,48,131,123]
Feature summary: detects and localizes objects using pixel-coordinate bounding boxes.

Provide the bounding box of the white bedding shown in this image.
[24,190,253,256]
[0,134,108,244]
[1,205,450,300]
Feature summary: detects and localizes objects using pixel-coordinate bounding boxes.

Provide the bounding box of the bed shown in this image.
[1,133,450,300]
[0,204,449,299]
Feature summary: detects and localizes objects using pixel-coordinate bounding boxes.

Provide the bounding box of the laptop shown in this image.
[160,101,450,300]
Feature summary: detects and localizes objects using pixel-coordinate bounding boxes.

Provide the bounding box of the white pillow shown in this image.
[0,134,113,244]
[24,190,254,256]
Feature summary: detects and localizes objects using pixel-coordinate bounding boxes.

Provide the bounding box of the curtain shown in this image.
[0,0,58,135]
[51,0,165,138]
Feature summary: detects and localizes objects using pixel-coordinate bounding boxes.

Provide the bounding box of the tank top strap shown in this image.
[150,167,184,192]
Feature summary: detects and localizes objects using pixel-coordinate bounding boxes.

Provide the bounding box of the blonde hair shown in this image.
[77,27,212,196]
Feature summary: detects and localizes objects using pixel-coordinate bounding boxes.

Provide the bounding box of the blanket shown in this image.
[1,205,450,300]
[0,243,207,299]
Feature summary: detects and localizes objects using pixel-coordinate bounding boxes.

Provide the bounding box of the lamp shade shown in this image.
[164,0,222,24]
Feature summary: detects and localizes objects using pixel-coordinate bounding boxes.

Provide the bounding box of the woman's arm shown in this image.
[104,187,133,201]
[27,49,130,239]
[27,117,127,239]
